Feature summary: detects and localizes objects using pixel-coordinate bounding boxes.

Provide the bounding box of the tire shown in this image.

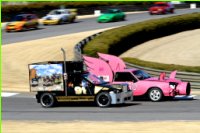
[96,92,111,107]
[69,16,75,23]
[34,23,39,29]
[58,19,63,25]
[21,26,27,31]
[148,88,163,102]
[170,9,174,14]
[40,93,55,108]
[121,16,125,21]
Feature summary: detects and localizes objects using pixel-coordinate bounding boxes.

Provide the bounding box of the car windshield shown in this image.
[105,9,118,14]
[83,74,106,85]
[154,4,167,7]
[12,15,25,21]
[132,70,151,80]
[49,10,63,15]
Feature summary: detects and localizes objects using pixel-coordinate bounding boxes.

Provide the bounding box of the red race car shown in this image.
[149,2,175,15]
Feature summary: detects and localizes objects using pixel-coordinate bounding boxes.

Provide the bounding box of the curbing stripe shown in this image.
[1,92,19,97]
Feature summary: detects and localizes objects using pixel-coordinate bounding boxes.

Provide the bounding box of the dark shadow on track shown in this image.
[55,102,141,108]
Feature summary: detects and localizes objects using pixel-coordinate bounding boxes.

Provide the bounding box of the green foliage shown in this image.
[123,57,200,73]
[83,13,200,72]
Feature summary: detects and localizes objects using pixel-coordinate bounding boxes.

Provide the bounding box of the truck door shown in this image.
[67,76,94,96]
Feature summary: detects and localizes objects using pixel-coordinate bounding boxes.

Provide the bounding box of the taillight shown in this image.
[169,82,178,89]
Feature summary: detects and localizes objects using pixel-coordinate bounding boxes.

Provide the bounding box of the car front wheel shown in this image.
[148,88,163,102]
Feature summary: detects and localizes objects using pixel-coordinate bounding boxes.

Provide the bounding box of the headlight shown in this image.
[169,82,178,89]
[113,89,121,93]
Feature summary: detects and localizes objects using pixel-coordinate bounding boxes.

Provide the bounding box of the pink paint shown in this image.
[83,53,191,98]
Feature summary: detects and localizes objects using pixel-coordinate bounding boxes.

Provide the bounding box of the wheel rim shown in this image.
[150,89,161,101]
[42,95,52,106]
[98,94,109,106]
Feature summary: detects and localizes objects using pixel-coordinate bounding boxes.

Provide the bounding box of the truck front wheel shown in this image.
[40,93,55,108]
[96,92,111,107]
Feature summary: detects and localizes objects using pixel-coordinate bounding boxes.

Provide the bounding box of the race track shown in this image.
[2,8,200,122]
[2,93,200,121]
[2,8,200,44]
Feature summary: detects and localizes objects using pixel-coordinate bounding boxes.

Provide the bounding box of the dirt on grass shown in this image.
[2,120,200,133]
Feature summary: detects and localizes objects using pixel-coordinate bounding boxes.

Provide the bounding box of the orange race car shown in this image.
[6,14,39,32]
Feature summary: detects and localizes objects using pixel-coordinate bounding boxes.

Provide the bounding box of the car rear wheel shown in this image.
[40,93,55,108]
[170,9,174,13]
[148,88,163,102]
[34,23,39,29]
[96,92,111,107]
[69,16,75,23]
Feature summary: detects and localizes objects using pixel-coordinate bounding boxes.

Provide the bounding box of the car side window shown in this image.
[114,72,137,82]
[31,15,36,19]
[27,15,32,21]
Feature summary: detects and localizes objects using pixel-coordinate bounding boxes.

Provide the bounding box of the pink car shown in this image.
[83,53,191,102]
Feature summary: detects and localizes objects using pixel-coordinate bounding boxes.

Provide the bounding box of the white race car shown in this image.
[42,9,77,25]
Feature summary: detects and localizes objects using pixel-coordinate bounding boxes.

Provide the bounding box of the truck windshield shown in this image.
[132,70,151,80]
[83,74,106,85]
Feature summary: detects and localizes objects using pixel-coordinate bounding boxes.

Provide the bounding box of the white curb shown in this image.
[1,92,19,97]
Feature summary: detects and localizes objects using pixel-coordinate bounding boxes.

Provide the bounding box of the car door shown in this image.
[115,10,124,20]
[62,10,68,22]
[26,15,34,28]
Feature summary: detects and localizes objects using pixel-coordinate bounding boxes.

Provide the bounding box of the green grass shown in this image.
[83,13,200,73]
[123,57,200,73]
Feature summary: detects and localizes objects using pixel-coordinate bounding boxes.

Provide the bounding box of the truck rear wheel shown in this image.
[96,92,111,107]
[40,93,55,108]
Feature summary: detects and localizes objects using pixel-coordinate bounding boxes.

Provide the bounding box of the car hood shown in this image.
[7,21,25,26]
[99,14,115,19]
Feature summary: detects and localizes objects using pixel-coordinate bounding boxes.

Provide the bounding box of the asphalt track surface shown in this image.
[2,8,200,44]
[2,93,200,121]
[2,8,200,121]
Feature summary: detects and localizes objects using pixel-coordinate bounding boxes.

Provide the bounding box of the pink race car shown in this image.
[83,53,191,102]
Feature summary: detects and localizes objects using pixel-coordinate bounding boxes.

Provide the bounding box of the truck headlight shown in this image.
[113,89,120,93]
